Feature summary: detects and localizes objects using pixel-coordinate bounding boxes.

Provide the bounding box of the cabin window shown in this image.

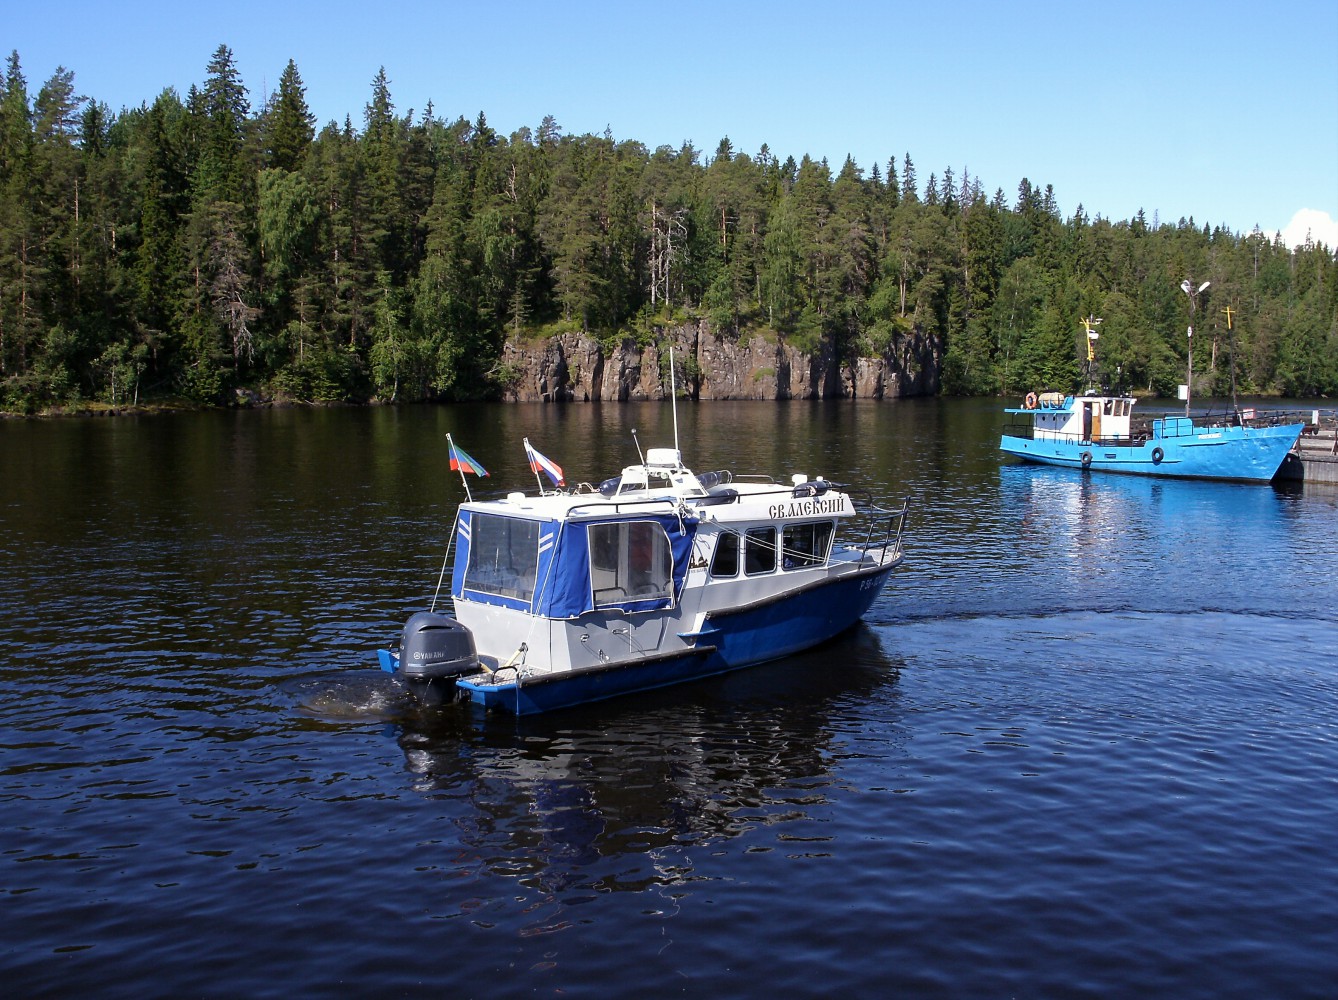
[710,533,739,578]
[782,521,834,570]
[588,520,674,607]
[744,527,777,575]
[466,514,540,602]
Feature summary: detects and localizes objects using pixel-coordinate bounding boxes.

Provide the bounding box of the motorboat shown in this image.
[377,435,908,715]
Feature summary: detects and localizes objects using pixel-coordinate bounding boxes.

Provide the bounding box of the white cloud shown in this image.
[1280,209,1338,249]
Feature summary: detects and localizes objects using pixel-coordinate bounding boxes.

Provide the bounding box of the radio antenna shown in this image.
[669,344,680,458]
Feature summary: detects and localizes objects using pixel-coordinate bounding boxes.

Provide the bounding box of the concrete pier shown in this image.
[1276,409,1338,485]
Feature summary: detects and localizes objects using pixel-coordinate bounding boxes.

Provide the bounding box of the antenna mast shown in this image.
[669,344,680,457]
[1081,315,1102,391]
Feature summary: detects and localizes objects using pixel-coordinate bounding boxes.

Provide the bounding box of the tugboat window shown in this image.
[744,527,777,575]
[710,533,739,578]
[467,514,540,602]
[782,521,834,569]
[588,521,674,606]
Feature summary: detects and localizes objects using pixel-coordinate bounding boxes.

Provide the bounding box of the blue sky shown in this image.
[8,0,1337,246]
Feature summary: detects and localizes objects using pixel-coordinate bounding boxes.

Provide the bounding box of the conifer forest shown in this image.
[1,45,1335,413]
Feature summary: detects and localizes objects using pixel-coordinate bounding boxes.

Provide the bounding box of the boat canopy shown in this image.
[451,507,698,618]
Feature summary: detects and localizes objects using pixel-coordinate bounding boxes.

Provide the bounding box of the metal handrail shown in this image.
[849,498,909,565]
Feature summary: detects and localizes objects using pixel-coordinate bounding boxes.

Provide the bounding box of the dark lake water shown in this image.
[3,398,1336,998]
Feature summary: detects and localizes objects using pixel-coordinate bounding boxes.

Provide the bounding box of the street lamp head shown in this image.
[1181,279,1192,294]
[1198,281,1211,293]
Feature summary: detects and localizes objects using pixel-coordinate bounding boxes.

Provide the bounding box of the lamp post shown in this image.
[1180,279,1210,416]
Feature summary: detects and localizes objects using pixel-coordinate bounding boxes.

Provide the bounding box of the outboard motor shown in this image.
[398,612,479,706]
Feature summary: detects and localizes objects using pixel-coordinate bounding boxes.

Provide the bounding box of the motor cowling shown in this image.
[399,612,479,683]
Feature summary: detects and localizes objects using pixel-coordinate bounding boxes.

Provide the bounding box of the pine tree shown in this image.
[900,153,917,204]
[0,51,38,383]
[194,44,252,206]
[33,66,82,142]
[362,66,404,278]
[265,59,315,172]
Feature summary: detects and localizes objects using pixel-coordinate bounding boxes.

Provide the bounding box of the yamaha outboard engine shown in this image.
[398,612,479,706]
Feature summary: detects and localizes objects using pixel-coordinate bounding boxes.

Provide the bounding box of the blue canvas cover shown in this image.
[452,508,697,618]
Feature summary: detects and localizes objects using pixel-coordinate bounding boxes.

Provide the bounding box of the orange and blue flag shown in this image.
[448,439,488,477]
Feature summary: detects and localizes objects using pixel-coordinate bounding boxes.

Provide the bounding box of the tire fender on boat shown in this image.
[1024,392,1038,410]
[1080,451,1093,469]
[1151,446,1164,464]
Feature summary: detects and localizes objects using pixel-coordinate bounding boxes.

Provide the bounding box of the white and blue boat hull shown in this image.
[450,560,897,715]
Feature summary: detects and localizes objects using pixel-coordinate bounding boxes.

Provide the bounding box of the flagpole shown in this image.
[524,437,545,495]
[429,510,459,613]
[447,433,473,502]
[669,344,680,458]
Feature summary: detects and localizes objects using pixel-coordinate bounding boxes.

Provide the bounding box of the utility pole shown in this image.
[1180,279,1210,417]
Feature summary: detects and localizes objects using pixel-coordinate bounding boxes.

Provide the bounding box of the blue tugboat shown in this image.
[999,391,1303,481]
[1001,312,1304,482]
[378,422,908,716]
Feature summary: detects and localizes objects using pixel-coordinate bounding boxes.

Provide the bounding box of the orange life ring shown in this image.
[1024,392,1038,410]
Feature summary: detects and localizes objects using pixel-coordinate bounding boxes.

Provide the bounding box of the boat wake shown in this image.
[284,672,416,721]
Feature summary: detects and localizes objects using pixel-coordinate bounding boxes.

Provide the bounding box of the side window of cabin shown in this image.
[782,521,834,570]
[744,527,777,575]
[588,521,674,606]
[467,514,540,601]
[628,521,670,597]
[589,523,620,589]
[710,533,739,578]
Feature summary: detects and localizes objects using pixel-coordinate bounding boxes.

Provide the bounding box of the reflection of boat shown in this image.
[392,626,903,894]
[1000,392,1303,481]
[377,426,908,716]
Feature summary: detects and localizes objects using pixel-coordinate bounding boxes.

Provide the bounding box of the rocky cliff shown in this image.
[499,323,940,402]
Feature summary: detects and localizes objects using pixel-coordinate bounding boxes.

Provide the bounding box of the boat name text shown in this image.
[767,497,846,519]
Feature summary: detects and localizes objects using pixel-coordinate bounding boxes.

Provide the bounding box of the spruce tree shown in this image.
[265,59,315,173]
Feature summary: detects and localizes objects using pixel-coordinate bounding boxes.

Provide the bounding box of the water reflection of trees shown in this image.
[393,627,903,899]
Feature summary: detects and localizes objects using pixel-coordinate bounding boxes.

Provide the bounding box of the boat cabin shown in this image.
[1015,393,1136,445]
[452,503,695,619]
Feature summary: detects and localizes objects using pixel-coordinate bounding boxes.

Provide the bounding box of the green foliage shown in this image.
[0,47,1335,414]
[941,318,996,395]
[702,268,737,335]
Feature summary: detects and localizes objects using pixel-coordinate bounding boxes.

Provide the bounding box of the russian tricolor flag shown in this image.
[524,438,565,487]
